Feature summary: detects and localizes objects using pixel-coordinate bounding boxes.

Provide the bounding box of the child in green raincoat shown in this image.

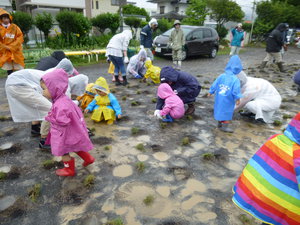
[84,77,122,124]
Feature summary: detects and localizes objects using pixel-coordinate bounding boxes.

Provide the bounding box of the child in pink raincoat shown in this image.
[157,83,185,122]
[41,68,94,177]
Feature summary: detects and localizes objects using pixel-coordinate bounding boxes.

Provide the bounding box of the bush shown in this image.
[91,13,120,34]
[35,12,53,41]
[157,18,173,34]
[12,11,33,43]
[216,25,228,40]
[56,10,91,47]
[124,17,142,30]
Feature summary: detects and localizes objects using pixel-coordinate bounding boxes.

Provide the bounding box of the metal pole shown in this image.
[249,0,256,43]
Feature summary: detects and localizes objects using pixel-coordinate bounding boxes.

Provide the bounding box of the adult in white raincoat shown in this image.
[106,30,132,86]
[235,72,281,123]
[126,49,147,79]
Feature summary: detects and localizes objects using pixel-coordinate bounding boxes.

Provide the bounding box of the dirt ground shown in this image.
[0,46,299,225]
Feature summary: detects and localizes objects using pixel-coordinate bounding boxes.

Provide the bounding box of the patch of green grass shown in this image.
[202,153,215,161]
[136,162,145,173]
[110,89,116,93]
[121,96,127,101]
[28,183,41,202]
[201,86,209,89]
[282,114,293,119]
[84,114,89,118]
[0,69,7,78]
[282,98,288,102]
[105,218,124,225]
[187,115,193,121]
[238,214,253,225]
[151,98,157,103]
[273,120,282,126]
[136,90,141,94]
[0,116,11,121]
[42,159,56,170]
[147,82,152,86]
[181,137,190,146]
[280,105,287,109]
[204,80,210,84]
[90,127,96,132]
[0,172,7,180]
[104,145,111,151]
[196,74,202,77]
[135,143,145,151]
[131,127,140,135]
[143,195,154,206]
[160,123,167,129]
[83,174,95,188]
[131,101,140,106]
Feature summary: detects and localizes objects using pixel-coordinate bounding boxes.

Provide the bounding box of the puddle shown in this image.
[153,152,170,161]
[137,154,149,161]
[112,165,133,177]
[180,179,207,198]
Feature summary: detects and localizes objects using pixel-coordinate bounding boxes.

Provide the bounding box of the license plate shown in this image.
[155,47,161,53]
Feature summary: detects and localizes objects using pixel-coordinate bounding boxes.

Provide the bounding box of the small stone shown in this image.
[0,142,22,155]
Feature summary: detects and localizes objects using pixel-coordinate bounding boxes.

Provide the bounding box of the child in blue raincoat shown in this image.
[208,55,242,132]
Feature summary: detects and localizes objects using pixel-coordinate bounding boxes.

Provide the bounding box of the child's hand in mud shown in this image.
[236,99,241,105]
[84,109,89,114]
[117,114,122,119]
[207,93,212,97]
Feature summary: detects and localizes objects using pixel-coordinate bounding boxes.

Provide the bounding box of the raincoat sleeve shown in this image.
[109,93,122,116]
[144,67,152,79]
[86,98,97,112]
[160,103,171,116]
[232,79,242,101]
[8,26,23,52]
[294,149,300,192]
[46,106,71,127]
[181,31,185,46]
[209,77,219,94]
[122,38,130,51]
[140,26,147,46]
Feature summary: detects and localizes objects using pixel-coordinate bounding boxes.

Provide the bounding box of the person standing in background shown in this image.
[230,23,244,56]
[140,18,158,61]
[0,8,24,75]
[169,20,185,70]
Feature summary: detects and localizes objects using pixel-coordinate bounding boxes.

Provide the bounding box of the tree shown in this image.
[12,11,33,42]
[121,4,150,21]
[157,18,173,33]
[91,13,120,34]
[56,11,91,37]
[35,12,53,41]
[182,0,209,26]
[124,17,141,30]
[207,0,244,28]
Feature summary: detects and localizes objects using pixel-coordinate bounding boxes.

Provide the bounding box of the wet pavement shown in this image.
[0,47,299,225]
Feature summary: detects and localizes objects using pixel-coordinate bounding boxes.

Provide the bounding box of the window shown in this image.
[192,30,203,40]
[96,0,99,9]
[111,0,118,5]
[92,0,94,9]
[175,7,179,13]
[160,6,165,14]
[203,29,212,38]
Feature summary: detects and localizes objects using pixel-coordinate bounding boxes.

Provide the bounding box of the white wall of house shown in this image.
[29,0,85,8]
[91,0,119,17]
[156,2,188,15]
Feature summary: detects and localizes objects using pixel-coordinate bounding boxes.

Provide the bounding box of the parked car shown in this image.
[286,28,296,44]
[153,25,219,60]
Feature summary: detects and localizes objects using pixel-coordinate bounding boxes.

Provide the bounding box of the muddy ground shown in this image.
[0,47,299,225]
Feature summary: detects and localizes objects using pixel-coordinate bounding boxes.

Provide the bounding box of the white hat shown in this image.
[149,18,158,26]
[237,23,242,28]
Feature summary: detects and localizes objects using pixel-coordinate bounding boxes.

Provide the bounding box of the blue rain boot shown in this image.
[162,114,174,122]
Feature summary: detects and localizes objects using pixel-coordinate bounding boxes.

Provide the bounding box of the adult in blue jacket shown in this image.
[230,23,244,56]
[140,18,158,61]
[154,66,201,116]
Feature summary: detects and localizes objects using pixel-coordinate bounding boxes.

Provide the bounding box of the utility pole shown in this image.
[249,0,256,43]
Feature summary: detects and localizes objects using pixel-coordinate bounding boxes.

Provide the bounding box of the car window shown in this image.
[162,27,193,36]
[203,29,212,38]
[192,30,203,39]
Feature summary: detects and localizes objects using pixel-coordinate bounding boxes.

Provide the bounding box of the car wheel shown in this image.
[209,47,217,58]
[181,50,187,61]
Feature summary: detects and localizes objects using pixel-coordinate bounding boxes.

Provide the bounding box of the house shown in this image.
[148,0,188,20]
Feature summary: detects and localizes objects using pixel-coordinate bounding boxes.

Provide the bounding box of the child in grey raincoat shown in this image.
[169,20,185,69]
[126,49,147,79]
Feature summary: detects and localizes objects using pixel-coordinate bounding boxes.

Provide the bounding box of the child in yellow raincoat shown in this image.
[84,77,122,125]
[143,60,161,84]
[77,83,96,110]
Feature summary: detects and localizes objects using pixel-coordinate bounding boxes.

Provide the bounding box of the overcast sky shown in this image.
[131,0,260,20]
